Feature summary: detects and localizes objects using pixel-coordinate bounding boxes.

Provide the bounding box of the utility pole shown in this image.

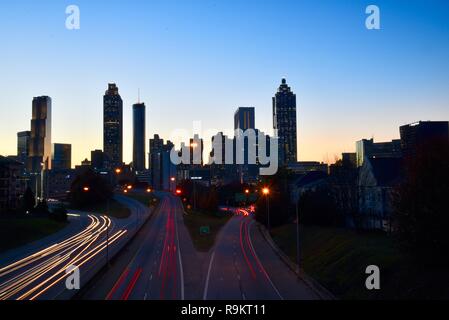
[106,198,110,267]
[295,198,300,278]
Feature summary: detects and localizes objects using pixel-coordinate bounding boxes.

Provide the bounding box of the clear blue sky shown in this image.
[1,0,448,166]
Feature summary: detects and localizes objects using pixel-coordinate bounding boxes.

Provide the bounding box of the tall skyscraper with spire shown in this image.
[132,102,146,171]
[103,83,123,169]
[273,78,297,165]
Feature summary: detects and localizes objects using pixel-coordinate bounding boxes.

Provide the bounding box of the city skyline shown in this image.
[1,1,449,166]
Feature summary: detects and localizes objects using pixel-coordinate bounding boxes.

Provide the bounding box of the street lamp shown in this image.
[262,187,270,232]
[295,194,301,278]
[83,186,90,192]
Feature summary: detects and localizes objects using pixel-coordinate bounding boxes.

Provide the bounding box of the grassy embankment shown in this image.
[271,224,449,299]
[182,207,232,252]
[0,216,67,253]
[68,198,131,219]
[124,192,160,208]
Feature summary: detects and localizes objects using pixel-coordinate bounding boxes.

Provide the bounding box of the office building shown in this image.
[29,96,52,173]
[52,143,71,170]
[132,102,146,171]
[400,121,449,160]
[189,134,204,166]
[273,78,298,165]
[234,107,255,132]
[103,83,123,168]
[17,131,30,166]
[91,150,104,171]
[356,138,402,167]
[149,136,176,190]
[0,156,26,213]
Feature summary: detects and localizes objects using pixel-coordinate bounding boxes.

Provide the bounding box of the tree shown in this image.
[394,139,449,265]
[299,186,343,227]
[255,168,294,228]
[49,204,68,222]
[34,199,50,215]
[69,169,112,208]
[21,187,35,213]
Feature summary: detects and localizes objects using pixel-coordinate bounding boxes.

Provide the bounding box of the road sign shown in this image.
[200,226,210,235]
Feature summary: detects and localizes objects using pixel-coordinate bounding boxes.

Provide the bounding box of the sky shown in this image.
[1,0,449,166]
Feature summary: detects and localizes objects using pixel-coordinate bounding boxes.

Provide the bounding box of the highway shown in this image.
[92,193,321,300]
[103,194,185,300]
[203,214,320,300]
[0,192,322,300]
[0,196,150,300]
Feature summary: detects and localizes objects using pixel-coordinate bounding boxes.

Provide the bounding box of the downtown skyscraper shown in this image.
[273,78,297,165]
[103,83,123,169]
[234,107,255,132]
[29,96,52,173]
[52,143,72,169]
[17,131,30,166]
[132,102,146,172]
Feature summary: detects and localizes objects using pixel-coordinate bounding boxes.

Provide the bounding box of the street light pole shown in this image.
[267,195,270,232]
[193,180,197,211]
[295,198,300,277]
[106,198,110,268]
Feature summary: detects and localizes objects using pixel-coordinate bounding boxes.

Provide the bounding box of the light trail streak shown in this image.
[0,214,128,300]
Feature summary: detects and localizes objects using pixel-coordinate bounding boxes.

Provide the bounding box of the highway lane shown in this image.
[204,215,320,300]
[0,215,127,300]
[105,194,184,300]
[203,216,281,300]
[0,196,150,300]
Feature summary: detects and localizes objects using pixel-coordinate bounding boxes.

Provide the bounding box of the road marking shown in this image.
[121,268,143,300]
[106,268,130,300]
[203,250,216,300]
[247,220,284,300]
[173,197,185,300]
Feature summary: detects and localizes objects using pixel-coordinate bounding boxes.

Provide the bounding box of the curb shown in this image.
[257,223,336,300]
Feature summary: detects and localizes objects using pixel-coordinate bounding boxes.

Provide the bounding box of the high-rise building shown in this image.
[273,78,297,165]
[400,121,449,160]
[0,156,26,213]
[149,135,175,190]
[103,83,123,169]
[355,138,402,167]
[17,131,30,166]
[91,150,104,171]
[189,134,204,166]
[234,107,255,132]
[149,134,164,189]
[29,96,52,173]
[149,134,164,170]
[52,143,72,170]
[132,102,146,172]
